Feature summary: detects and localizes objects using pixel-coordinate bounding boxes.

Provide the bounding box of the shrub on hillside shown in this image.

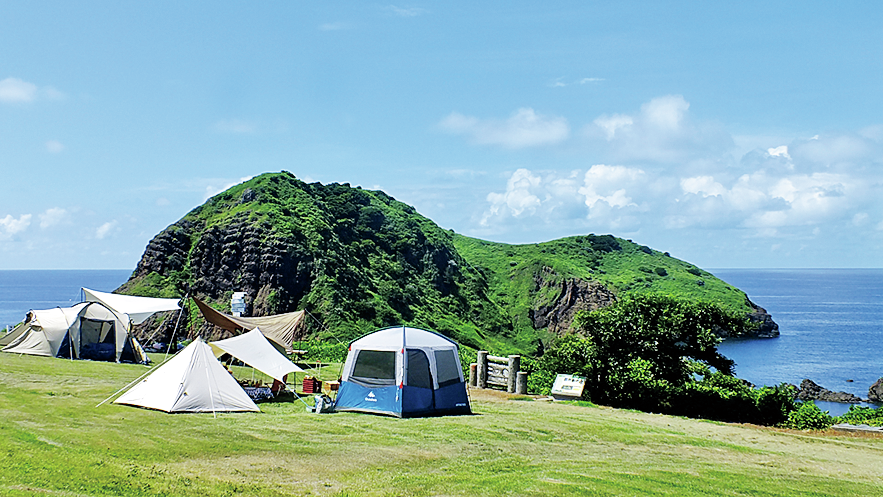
[835,405,883,427]
[784,401,835,430]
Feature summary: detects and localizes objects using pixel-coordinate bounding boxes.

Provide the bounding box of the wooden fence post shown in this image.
[477,351,488,389]
[516,371,528,395]
[469,363,477,387]
[507,355,521,393]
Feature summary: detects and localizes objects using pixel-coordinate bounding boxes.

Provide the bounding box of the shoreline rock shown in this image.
[869,378,883,403]
[745,299,779,338]
[795,379,865,404]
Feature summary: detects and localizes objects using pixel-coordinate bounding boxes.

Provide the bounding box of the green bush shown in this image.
[784,401,835,430]
[294,339,348,363]
[835,405,883,427]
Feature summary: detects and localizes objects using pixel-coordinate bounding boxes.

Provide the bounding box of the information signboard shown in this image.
[550,374,586,400]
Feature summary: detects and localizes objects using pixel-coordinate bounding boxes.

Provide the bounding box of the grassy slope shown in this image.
[3,353,883,497]
[454,234,753,339]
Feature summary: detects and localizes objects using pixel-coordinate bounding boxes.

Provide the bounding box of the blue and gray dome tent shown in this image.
[333,326,472,417]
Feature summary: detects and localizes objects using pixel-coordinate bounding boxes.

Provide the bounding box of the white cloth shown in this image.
[82,288,180,325]
[210,328,303,382]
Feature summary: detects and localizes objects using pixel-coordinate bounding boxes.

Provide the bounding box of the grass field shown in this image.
[2,353,883,496]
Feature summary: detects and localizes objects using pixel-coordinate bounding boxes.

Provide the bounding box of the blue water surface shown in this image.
[714,269,883,416]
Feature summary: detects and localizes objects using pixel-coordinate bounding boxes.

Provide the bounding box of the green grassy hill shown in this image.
[120,172,769,354]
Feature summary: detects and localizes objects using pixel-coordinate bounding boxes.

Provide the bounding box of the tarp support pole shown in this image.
[96,364,158,407]
[164,293,188,362]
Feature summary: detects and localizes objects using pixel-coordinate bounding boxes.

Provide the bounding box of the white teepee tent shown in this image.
[114,338,259,413]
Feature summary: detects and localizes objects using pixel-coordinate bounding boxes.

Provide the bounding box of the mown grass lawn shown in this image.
[2,353,883,496]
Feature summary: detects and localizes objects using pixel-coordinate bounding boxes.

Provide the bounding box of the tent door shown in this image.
[405,349,433,413]
[79,318,116,361]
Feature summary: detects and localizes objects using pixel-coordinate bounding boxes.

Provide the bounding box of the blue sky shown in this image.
[1,2,881,269]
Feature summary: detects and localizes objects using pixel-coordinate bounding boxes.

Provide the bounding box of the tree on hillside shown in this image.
[541,294,755,412]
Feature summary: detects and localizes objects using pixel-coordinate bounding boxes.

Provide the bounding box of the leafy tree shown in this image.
[571,294,747,405]
[531,294,798,425]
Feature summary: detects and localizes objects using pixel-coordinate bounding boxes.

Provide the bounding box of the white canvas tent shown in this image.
[0,321,28,348]
[1,302,148,363]
[209,328,303,383]
[82,288,181,325]
[114,338,259,413]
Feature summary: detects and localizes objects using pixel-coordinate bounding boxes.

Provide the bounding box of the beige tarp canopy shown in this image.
[192,297,304,354]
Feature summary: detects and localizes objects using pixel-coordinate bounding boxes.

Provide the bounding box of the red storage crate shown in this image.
[302,376,322,394]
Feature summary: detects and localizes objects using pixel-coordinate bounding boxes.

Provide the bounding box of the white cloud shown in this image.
[768,145,790,158]
[594,114,633,141]
[42,86,65,100]
[156,197,170,207]
[385,5,428,17]
[45,140,65,153]
[213,119,257,134]
[483,169,542,223]
[0,77,38,103]
[549,77,605,87]
[481,166,651,233]
[0,78,65,103]
[789,133,877,168]
[39,208,67,229]
[319,21,351,31]
[440,108,569,148]
[579,165,644,209]
[0,214,32,237]
[460,95,882,267]
[681,176,727,198]
[584,94,733,164]
[95,221,117,240]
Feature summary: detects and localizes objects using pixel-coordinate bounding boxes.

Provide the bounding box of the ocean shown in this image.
[2,268,881,414]
[714,269,883,415]
[0,270,132,330]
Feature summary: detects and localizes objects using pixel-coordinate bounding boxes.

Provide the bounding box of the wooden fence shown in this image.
[469,351,528,395]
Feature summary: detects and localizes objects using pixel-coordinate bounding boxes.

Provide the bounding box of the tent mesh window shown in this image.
[80,318,115,361]
[350,350,397,387]
[407,349,432,389]
[434,349,462,388]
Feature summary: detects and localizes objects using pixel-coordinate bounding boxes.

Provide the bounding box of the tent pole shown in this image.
[164,293,188,362]
[305,310,343,344]
[59,306,74,361]
[96,343,185,408]
[203,340,217,419]
[95,364,158,407]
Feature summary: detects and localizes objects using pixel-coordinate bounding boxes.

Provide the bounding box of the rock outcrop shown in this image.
[529,267,617,334]
[796,379,864,404]
[744,299,779,338]
[869,378,883,403]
